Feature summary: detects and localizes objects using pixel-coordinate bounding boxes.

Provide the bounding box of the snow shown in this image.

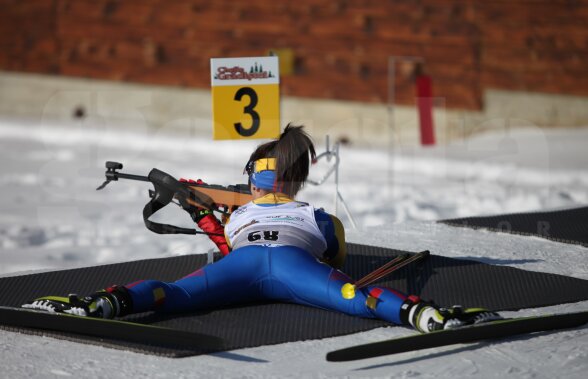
[0,118,587,378]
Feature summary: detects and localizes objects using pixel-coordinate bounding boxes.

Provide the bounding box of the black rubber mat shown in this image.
[441,206,588,247]
[1,243,587,357]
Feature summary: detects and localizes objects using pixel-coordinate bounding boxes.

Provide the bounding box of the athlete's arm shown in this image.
[314,209,347,269]
[195,210,231,256]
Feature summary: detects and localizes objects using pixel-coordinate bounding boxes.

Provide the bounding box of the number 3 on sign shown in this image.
[211,57,280,140]
[234,87,260,137]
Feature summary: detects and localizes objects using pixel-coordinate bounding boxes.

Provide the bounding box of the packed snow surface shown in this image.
[0,118,587,378]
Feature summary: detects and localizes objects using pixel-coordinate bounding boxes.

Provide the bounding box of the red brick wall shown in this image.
[1,0,587,110]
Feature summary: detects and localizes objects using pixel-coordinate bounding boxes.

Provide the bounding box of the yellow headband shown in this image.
[254,158,276,173]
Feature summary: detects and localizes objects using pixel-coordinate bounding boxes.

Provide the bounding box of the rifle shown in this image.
[96,161,252,236]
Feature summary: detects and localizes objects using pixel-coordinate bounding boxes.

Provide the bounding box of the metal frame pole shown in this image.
[309,135,357,229]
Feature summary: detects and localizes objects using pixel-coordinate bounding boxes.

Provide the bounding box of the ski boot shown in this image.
[406,302,502,333]
[22,286,133,319]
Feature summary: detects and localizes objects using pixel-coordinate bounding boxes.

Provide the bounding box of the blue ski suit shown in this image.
[123,195,411,325]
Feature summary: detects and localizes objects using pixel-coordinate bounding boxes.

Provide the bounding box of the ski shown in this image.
[326,310,588,362]
[0,306,224,351]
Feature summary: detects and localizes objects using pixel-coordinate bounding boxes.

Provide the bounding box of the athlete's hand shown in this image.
[178,178,210,222]
[179,178,229,256]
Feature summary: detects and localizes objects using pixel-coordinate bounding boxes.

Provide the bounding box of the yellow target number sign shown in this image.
[211,57,280,140]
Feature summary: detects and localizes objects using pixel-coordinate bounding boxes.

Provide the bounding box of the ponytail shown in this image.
[275,124,316,196]
[246,123,316,197]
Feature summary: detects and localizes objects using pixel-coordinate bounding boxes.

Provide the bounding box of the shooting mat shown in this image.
[1,242,587,357]
[441,206,588,247]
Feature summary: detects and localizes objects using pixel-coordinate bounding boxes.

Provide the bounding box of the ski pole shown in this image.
[341,250,430,299]
[354,254,410,288]
[356,250,430,289]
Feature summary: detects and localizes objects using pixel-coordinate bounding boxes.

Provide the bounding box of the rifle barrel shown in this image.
[112,172,150,182]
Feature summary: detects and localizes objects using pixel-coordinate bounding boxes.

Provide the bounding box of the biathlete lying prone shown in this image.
[24,124,500,333]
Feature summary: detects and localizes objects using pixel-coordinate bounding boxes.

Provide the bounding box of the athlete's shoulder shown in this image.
[313,207,339,222]
[230,202,253,217]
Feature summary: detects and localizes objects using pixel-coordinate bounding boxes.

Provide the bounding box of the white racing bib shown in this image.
[225,201,328,259]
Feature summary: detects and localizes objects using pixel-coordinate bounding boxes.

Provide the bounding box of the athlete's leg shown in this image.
[268,246,410,325]
[124,246,269,313]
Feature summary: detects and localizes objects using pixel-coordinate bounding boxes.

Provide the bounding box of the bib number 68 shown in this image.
[248,230,279,242]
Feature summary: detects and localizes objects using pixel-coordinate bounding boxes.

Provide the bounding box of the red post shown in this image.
[416,74,436,146]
